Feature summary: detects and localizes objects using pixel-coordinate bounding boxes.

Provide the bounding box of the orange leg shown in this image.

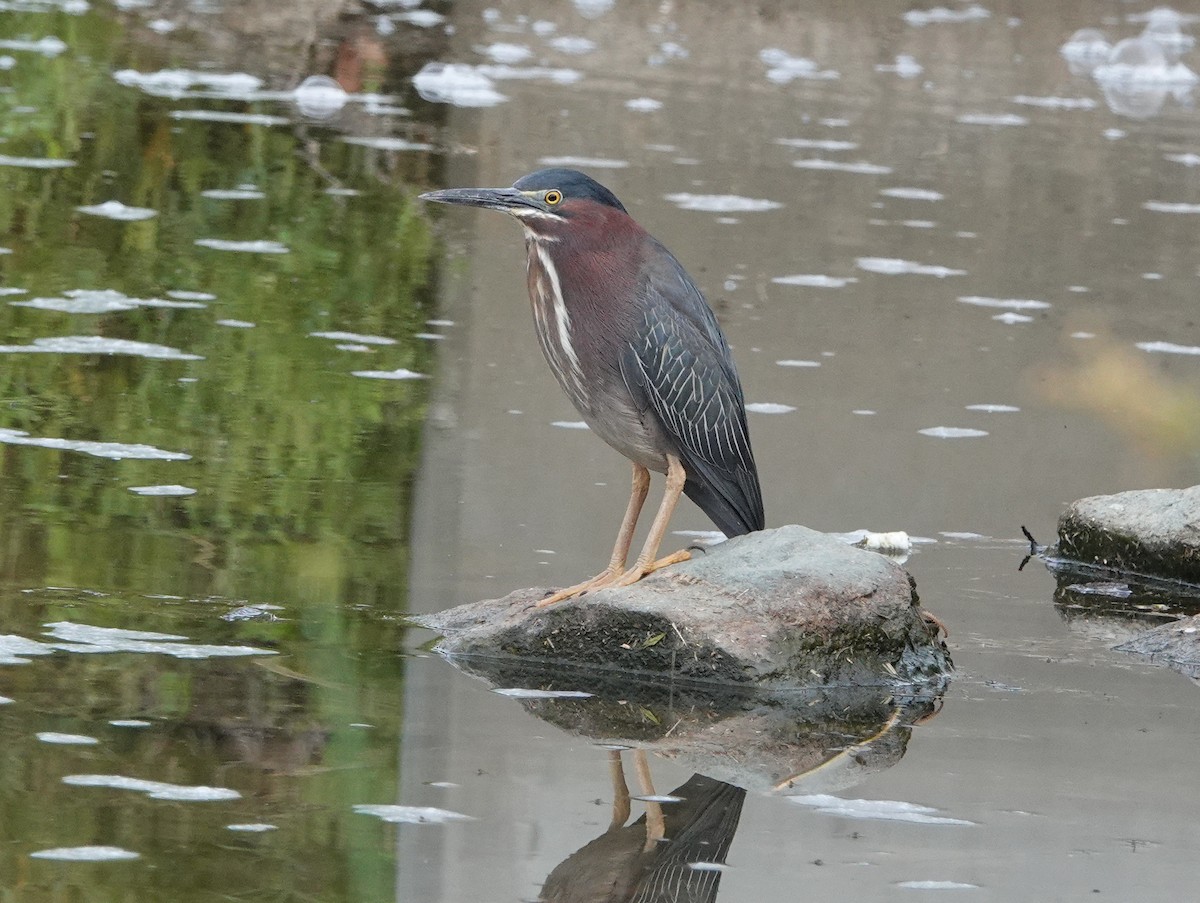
[608,749,631,830]
[536,463,651,607]
[612,453,691,588]
[633,749,665,850]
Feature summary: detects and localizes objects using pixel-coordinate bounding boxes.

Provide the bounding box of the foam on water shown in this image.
[919,427,989,438]
[993,312,1033,324]
[167,289,215,302]
[114,68,263,99]
[957,296,1049,310]
[775,137,859,150]
[903,4,990,27]
[1143,201,1200,213]
[896,880,979,889]
[875,54,924,77]
[746,402,797,414]
[75,200,157,220]
[625,97,662,112]
[30,845,140,861]
[956,112,1028,126]
[0,335,201,360]
[110,719,152,727]
[777,359,821,368]
[37,732,99,745]
[413,63,507,106]
[201,187,266,200]
[881,187,944,201]
[550,420,589,429]
[195,238,289,254]
[493,687,594,698]
[1136,340,1200,355]
[0,428,191,461]
[1164,153,1200,166]
[63,773,241,801]
[664,193,782,213]
[353,804,473,824]
[965,404,1020,412]
[480,42,532,64]
[538,155,628,168]
[1010,94,1097,109]
[293,74,347,118]
[0,36,66,56]
[13,289,206,312]
[759,48,839,82]
[772,274,857,287]
[789,793,975,825]
[792,158,892,174]
[352,367,427,380]
[0,154,75,168]
[341,136,435,152]
[548,36,596,55]
[857,257,965,277]
[216,319,255,328]
[311,331,397,345]
[0,695,12,704]
[227,823,278,832]
[0,634,56,664]
[170,110,289,126]
[128,484,196,496]
[43,621,276,659]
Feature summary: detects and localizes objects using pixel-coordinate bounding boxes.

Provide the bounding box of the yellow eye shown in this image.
[544,189,562,206]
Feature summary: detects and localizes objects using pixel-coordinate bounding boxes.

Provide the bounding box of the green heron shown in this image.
[421,168,764,604]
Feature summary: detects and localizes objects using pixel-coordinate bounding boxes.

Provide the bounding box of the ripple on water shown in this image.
[772,274,857,287]
[63,773,241,801]
[0,154,75,169]
[310,331,398,345]
[341,136,435,152]
[664,193,782,213]
[957,296,1049,310]
[1136,340,1200,355]
[13,289,207,312]
[881,187,944,201]
[30,846,140,862]
[200,187,266,200]
[538,155,628,169]
[775,137,859,151]
[352,367,427,380]
[170,109,289,126]
[227,823,278,832]
[792,158,892,175]
[128,484,197,496]
[789,793,974,825]
[492,688,594,698]
[353,804,473,824]
[966,404,1020,412]
[955,112,1029,126]
[896,880,979,890]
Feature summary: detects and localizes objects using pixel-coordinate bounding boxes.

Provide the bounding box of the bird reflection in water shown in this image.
[539,749,745,903]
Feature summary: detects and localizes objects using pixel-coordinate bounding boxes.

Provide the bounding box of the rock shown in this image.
[1114,614,1200,682]
[413,524,951,688]
[1055,485,1200,584]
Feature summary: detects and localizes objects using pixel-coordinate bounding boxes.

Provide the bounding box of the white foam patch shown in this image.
[548,35,596,54]
[352,368,427,380]
[114,68,264,99]
[773,274,857,287]
[227,823,277,832]
[775,137,859,150]
[966,404,1019,412]
[957,296,1049,310]
[310,331,397,345]
[195,238,289,254]
[43,621,276,659]
[413,62,507,107]
[0,154,75,169]
[13,288,207,312]
[881,187,944,201]
[216,319,255,328]
[293,74,347,118]
[63,773,241,801]
[0,429,191,461]
[956,113,1028,126]
[746,402,796,414]
[75,200,158,221]
[353,804,473,824]
[875,54,924,77]
[1136,340,1200,355]
[664,193,782,213]
[480,42,532,64]
[30,845,139,861]
[201,188,266,200]
[625,97,662,112]
[128,485,196,496]
[341,136,435,152]
[777,359,821,368]
[551,420,590,429]
[792,158,892,175]
[492,688,594,698]
[110,719,152,728]
[919,427,989,438]
[1143,201,1200,213]
[897,880,979,889]
[170,109,289,125]
[37,731,100,745]
[0,335,201,360]
[790,793,974,825]
[167,289,215,302]
[993,312,1033,324]
[538,155,628,169]
[0,634,56,664]
[857,257,965,277]
[760,48,839,82]
[1164,153,1200,166]
[904,5,990,27]
[1010,94,1096,110]
[0,33,66,54]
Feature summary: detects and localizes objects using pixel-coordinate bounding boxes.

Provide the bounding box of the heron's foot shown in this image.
[535,567,622,607]
[612,549,691,588]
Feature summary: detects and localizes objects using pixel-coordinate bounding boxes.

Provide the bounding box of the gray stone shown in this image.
[1055,485,1200,584]
[413,525,950,688]
[1114,614,1200,682]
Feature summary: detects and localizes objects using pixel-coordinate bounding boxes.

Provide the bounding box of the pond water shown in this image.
[1,1,1198,900]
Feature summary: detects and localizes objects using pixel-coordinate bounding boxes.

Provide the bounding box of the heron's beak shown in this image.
[419,186,541,215]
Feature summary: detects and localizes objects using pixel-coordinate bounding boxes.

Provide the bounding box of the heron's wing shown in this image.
[621,250,764,536]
